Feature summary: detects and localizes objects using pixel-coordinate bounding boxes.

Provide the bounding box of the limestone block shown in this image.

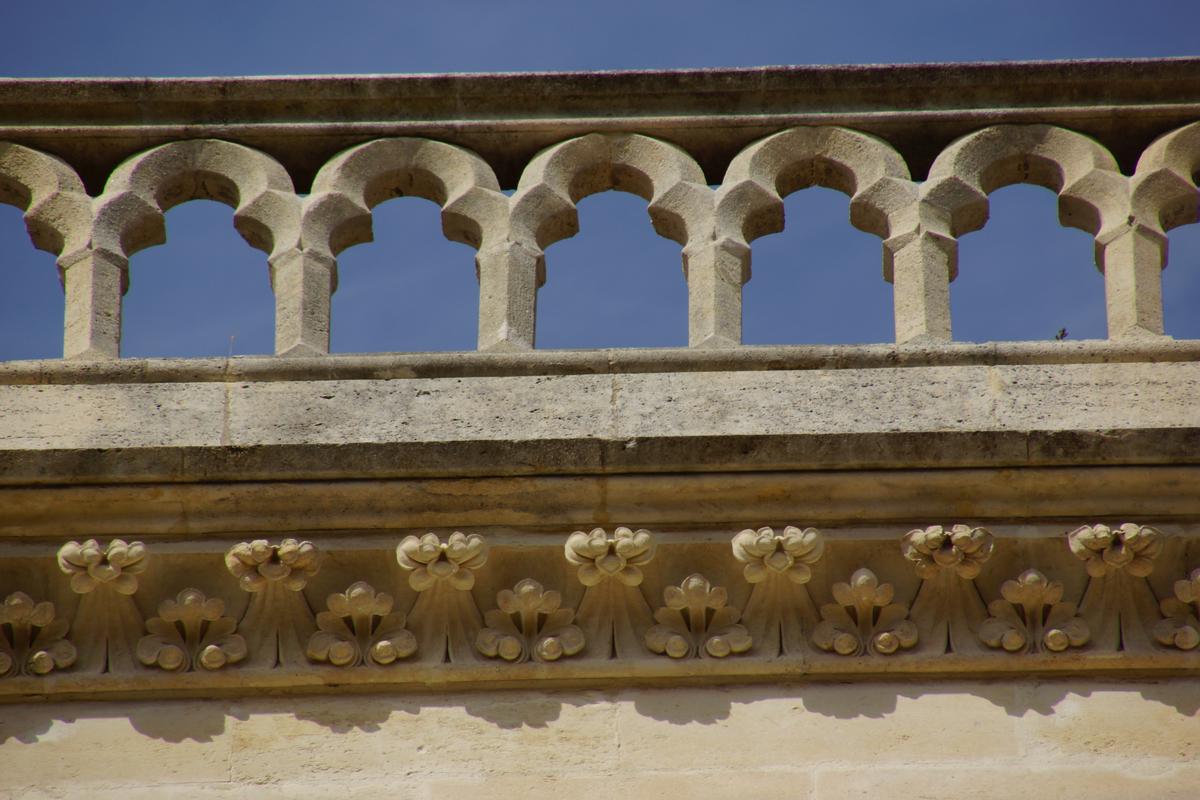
[226,691,617,784]
[614,684,1020,771]
[0,701,233,793]
[814,766,1200,800]
[430,772,813,800]
[1018,683,1200,763]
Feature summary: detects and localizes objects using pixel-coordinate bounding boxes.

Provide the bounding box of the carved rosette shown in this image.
[57,539,147,673]
[225,539,320,668]
[307,582,417,667]
[813,569,917,656]
[903,525,993,655]
[396,532,488,663]
[477,579,585,663]
[732,526,824,657]
[646,574,752,659]
[0,592,77,677]
[978,570,1089,654]
[1154,568,1200,651]
[566,527,657,659]
[1068,524,1164,652]
[137,589,247,671]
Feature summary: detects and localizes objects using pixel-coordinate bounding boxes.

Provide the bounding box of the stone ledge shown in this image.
[3,340,1200,386]
[4,58,1200,187]
[1,360,1196,485]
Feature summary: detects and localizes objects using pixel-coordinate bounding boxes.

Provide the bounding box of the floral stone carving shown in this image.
[307,582,417,667]
[477,579,585,663]
[732,526,824,657]
[57,539,147,673]
[0,592,76,677]
[813,569,917,656]
[645,574,752,658]
[1068,524,1164,652]
[978,570,1089,654]
[903,525,993,655]
[396,532,488,663]
[225,539,321,668]
[1153,567,1200,651]
[137,589,247,671]
[566,527,656,659]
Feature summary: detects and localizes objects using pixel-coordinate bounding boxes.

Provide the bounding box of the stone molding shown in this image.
[1,524,1198,698]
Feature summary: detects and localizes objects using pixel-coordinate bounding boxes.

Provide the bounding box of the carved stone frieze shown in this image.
[0,521,1196,694]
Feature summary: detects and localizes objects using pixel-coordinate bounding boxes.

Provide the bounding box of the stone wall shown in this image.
[4,682,1199,799]
[1,60,1198,799]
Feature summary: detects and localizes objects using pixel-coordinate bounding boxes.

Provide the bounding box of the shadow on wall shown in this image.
[2,679,1198,745]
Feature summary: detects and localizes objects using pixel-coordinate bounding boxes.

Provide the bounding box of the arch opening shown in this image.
[0,205,62,361]
[743,187,892,345]
[1163,221,1200,340]
[331,196,478,354]
[122,200,274,358]
[535,190,686,349]
[951,184,1104,343]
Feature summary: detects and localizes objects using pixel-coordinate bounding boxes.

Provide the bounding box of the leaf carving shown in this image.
[226,539,321,668]
[1068,524,1164,653]
[57,539,148,673]
[0,592,76,677]
[477,579,584,663]
[645,574,752,659]
[307,582,417,667]
[812,569,917,656]
[733,526,824,657]
[1153,567,1200,650]
[396,532,488,663]
[137,588,247,671]
[903,525,993,655]
[977,570,1089,654]
[566,527,656,659]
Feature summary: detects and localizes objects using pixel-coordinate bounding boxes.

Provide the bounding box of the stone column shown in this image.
[884,231,954,345]
[1096,225,1166,338]
[59,248,125,360]
[475,240,542,352]
[270,249,335,357]
[683,238,748,349]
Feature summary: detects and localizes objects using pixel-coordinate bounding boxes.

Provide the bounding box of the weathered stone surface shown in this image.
[0,60,1197,795]
[0,359,1195,485]
[5,683,1195,797]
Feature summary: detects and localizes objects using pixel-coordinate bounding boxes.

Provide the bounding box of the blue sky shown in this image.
[1,1,1198,358]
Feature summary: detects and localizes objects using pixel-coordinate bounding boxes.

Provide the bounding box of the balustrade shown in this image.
[1,63,1198,360]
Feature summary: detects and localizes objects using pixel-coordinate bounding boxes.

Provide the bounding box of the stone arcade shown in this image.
[1,60,1199,798]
